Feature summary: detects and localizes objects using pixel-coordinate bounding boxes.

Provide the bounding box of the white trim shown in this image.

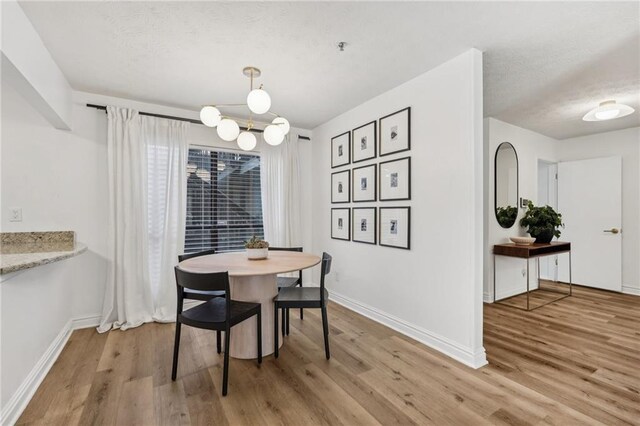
[329,290,487,369]
[0,314,102,425]
[622,286,640,296]
[483,292,493,303]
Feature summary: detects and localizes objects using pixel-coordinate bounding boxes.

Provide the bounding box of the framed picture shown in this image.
[379,156,411,201]
[379,207,410,249]
[352,208,376,244]
[352,121,377,163]
[352,164,376,202]
[331,170,351,203]
[379,107,411,156]
[331,208,351,241]
[331,131,350,168]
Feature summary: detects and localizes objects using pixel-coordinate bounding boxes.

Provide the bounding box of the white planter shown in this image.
[246,248,268,260]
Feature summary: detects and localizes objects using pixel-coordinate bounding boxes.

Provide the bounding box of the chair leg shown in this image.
[281,308,286,337]
[299,283,304,320]
[222,327,231,396]
[171,322,182,381]
[216,330,222,354]
[286,308,290,335]
[321,306,330,360]
[257,310,262,364]
[274,304,279,358]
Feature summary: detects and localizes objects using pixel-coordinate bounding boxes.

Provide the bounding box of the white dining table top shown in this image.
[177,251,321,277]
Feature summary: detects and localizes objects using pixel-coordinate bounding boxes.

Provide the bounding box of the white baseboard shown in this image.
[329,290,487,369]
[622,286,640,296]
[0,313,101,426]
[483,292,492,303]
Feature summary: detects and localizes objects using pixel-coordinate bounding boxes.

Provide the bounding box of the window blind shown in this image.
[185,148,264,253]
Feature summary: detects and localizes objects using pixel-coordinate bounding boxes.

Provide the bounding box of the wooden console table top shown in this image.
[493,241,571,259]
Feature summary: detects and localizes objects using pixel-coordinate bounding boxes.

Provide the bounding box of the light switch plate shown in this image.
[9,208,22,222]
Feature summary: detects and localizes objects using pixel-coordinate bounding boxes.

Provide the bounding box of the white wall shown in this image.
[310,49,486,368]
[557,127,640,295]
[483,118,558,301]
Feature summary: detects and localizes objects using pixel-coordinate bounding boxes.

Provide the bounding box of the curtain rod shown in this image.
[86,104,311,141]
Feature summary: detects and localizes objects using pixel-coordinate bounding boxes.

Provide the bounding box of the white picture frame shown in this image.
[379,107,411,156]
[331,131,350,168]
[379,157,411,201]
[331,208,351,241]
[352,164,376,202]
[353,208,376,244]
[331,170,350,203]
[352,121,377,163]
[379,207,410,249]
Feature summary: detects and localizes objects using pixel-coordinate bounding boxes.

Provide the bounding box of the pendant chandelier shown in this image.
[199,67,290,151]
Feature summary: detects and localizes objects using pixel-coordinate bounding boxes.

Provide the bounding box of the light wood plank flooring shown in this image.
[18,285,640,425]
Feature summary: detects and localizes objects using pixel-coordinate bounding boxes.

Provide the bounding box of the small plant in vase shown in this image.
[519,201,564,243]
[245,236,269,260]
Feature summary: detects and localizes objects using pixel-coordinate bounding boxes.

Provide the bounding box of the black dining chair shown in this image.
[274,252,332,360]
[172,267,262,396]
[177,248,225,353]
[269,246,304,336]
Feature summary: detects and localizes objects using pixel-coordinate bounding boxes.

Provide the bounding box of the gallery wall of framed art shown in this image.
[329,106,412,249]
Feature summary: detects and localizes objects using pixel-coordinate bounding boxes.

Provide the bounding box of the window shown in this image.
[185,148,264,253]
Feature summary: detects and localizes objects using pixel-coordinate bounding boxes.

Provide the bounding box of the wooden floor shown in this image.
[18,285,640,425]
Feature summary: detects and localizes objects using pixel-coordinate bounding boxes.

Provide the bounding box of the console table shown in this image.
[493,242,572,310]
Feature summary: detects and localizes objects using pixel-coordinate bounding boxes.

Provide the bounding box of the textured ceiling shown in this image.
[18,1,640,139]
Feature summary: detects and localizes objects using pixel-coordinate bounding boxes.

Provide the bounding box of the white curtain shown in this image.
[260,132,303,247]
[98,106,188,332]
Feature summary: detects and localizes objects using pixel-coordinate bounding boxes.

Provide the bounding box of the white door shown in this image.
[557,156,622,291]
[538,161,558,281]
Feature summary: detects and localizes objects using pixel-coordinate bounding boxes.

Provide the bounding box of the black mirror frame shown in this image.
[494,142,519,229]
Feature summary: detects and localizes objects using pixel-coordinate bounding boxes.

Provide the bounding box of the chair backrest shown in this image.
[269,246,303,283]
[319,252,332,304]
[174,267,231,319]
[178,248,216,263]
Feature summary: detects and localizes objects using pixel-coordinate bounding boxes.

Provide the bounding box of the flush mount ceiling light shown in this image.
[199,67,289,151]
[582,100,635,122]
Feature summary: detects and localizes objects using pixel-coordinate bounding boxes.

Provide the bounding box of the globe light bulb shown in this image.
[272,116,290,135]
[200,106,221,127]
[247,89,271,114]
[237,131,257,151]
[216,119,240,141]
[263,124,284,146]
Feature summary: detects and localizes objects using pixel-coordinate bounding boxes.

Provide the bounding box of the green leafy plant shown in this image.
[245,236,269,249]
[496,205,518,228]
[519,201,564,242]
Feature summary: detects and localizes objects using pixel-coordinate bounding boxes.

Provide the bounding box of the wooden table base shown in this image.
[227,274,283,359]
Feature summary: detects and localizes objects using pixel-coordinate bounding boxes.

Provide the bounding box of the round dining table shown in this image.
[178,250,321,359]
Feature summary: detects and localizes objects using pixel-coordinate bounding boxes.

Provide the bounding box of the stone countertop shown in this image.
[0,231,87,275]
[0,243,87,275]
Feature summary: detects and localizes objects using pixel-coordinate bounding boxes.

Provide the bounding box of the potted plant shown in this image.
[245,236,269,260]
[496,205,518,228]
[519,201,564,243]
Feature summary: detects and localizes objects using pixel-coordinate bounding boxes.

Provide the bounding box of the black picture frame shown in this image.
[352,164,377,203]
[331,170,351,204]
[379,156,411,201]
[352,207,377,245]
[331,208,351,241]
[352,120,377,163]
[379,107,411,157]
[379,207,411,250]
[331,131,351,168]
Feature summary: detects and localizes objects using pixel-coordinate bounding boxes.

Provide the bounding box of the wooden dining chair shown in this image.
[274,252,332,360]
[172,267,262,396]
[177,248,225,353]
[269,246,304,336]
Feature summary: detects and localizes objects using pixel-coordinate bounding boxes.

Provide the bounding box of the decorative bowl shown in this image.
[246,248,268,260]
[510,236,536,246]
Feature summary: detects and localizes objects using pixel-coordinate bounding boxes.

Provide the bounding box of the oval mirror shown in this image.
[495,142,518,228]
